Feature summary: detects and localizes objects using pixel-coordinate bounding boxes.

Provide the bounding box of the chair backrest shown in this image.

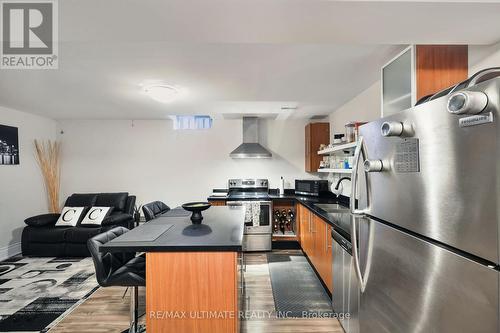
[65,193,136,215]
[87,227,132,287]
[142,201,170,222]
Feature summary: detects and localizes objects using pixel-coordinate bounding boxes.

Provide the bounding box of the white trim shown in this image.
[0,242,22,261]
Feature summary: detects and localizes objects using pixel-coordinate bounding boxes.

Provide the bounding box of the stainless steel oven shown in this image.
[226,200,272,252]
[226,178,272,252]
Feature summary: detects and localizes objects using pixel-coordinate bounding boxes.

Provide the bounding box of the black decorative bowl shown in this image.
[181,202,211,224]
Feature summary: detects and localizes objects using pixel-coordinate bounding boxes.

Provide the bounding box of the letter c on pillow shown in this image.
[62,209,76,222]
[88,208,103,220]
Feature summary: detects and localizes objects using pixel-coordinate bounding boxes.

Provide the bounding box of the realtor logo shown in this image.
[1,0,58,69]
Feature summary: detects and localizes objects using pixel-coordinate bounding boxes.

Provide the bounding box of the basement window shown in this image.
[173,115,213,130]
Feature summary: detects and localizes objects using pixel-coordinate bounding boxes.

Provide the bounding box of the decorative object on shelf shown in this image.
[345,121,367,143]
[34,140,61,213]
[0,124,19,165]
[134,204,142,223]
[332,134,344,145]
[182,202,211,224]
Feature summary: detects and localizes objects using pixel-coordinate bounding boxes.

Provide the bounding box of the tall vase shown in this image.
[34,140,61,213]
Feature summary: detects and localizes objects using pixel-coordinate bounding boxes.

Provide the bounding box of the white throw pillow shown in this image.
[80,207,113,225]
[56,207,85,227]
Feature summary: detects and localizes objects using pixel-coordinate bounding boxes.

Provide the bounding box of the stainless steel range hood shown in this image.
[230,117,272,159]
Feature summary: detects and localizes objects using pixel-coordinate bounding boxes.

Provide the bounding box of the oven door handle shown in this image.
[227,201,271,205]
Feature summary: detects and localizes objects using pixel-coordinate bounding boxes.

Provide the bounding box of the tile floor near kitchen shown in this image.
[49,251,342,333]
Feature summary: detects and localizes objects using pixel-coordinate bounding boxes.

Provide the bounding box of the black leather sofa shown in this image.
[142,201,170,222]
[22,192,136,257]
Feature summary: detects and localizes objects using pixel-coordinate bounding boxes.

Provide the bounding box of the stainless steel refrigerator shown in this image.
[349,73,500,332]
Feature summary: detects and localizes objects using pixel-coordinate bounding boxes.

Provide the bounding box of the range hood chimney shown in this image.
[230,117,272,159]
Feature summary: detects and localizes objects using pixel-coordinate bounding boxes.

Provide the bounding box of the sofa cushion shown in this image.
[79,207,114,227]
[96,193,128,212]
[65,193,98,207]
[22,226,68,243]
[24,213,60,227]
[65,227,103,244]
[102,213,133,227]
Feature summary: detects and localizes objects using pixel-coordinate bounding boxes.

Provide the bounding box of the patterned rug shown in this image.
[0,256,98,332]
[267,253,334,318]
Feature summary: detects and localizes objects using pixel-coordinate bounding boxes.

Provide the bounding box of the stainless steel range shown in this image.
[226,179,272,252]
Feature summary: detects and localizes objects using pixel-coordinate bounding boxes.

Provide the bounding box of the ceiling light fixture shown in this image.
[143,83,182,103]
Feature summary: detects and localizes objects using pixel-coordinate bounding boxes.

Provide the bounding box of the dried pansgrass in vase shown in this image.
[34,140,61,213]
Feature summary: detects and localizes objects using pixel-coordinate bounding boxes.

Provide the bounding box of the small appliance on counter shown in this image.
[295,179,329,196]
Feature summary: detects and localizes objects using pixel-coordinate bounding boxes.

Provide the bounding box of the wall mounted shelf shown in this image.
[317,168,352,174]
[317,141,357,155]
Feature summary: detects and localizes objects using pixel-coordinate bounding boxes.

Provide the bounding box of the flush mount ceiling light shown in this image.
[143,84,182,103]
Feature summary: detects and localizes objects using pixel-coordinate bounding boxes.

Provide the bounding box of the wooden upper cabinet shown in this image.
[382,45,468,117]
[415,45,468,100]
[305,122,330,172]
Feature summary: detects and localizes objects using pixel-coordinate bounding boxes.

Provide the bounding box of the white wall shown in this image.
[0,106,56,259]
[328,81,381,135]
[469,41,500,74]
[58,118,313,208]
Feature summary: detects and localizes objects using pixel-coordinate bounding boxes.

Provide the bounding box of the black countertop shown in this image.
[99,206,245,253]
[207,190,352,240]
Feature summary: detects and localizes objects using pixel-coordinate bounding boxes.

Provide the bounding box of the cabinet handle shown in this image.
[326,227,332,250]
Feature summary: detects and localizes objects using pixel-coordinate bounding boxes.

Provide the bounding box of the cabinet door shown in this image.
[305,123,330,172]
[313,216,333,293]
[305,125,311,171]
[323,224,333,292]
[303,208,312,256]
[297,204,305,246]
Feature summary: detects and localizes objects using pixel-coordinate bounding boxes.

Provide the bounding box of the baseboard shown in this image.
[0,242,22,261]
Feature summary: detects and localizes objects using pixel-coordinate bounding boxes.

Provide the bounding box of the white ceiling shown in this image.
[1,0,500,120]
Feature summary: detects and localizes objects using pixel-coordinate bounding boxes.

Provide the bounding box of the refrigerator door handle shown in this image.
[350,136,374,293]
[351,216,374,293]
[350,136,370,216]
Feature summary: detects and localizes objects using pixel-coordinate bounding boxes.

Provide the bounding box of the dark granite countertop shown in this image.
[99,206,245,253]
[207,190,352,240]
[295,195,352,241]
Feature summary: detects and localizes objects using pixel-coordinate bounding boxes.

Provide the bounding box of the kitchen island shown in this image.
[100,206,245,333]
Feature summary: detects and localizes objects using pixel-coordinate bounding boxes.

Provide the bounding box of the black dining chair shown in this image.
[142,201,171,222]
[87,227,145,333]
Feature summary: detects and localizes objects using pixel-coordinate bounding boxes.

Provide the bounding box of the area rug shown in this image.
[267,253,334,318]
[0,256,98,332]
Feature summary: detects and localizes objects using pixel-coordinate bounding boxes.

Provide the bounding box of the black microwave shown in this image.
[295,179,329,197]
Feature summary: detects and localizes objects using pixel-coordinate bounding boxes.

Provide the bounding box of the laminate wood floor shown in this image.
[49,250,342,333]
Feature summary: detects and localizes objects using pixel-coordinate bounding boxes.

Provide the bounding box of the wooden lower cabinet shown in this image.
[313,215,333,293]
[297,204,333,293]
[209,200,226,206]
[146,252,238,333]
